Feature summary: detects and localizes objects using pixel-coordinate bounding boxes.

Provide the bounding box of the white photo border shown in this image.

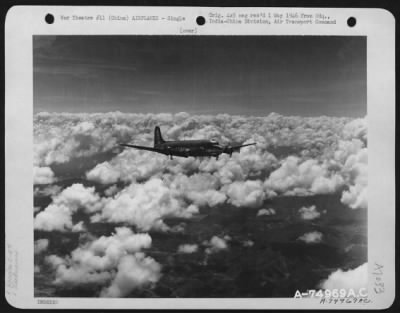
[5,5,395,309]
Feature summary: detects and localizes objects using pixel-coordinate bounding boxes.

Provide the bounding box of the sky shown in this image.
[33,35,366,117]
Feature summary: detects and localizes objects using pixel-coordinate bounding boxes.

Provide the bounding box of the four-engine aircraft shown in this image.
[119,126,256,159]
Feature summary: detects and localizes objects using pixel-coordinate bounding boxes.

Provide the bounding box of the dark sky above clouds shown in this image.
[33,35,366,117]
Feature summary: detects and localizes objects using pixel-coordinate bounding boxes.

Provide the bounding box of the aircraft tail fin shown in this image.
[154,126,165,146]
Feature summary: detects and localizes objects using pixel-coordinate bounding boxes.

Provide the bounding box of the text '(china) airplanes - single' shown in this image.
[119,126,256,159]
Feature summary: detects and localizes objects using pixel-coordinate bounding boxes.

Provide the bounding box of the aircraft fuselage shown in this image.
[155,140,221,158]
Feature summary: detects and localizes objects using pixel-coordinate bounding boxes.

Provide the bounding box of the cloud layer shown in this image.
[34,112,367,296]
[34,112,367,235]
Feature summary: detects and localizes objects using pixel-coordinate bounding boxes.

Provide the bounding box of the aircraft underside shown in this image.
[158,148,221,159]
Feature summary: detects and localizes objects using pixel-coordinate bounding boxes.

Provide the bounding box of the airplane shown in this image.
[119,126,256,160]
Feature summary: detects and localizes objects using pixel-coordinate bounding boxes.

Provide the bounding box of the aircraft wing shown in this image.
[119,143,166,154]
[229,143,256,151]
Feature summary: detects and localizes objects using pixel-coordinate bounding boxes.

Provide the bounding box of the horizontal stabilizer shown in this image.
[230,143,256,151]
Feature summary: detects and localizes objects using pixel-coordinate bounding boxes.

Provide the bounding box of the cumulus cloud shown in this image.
[340,148,367,209]
[264,157,344,196]
[169,222,187,234]
[34,239,49,255]
[71,221,86,233]
[297,231,323,244]
[257,208,276,216]
[242,240,254,247]
[100,253,162,297]
[34,113,131,166]
[46,227,160,297]
[260,117,366,204]
[52,183,102,213]
[204,236,229,254]
[319,263,368,293]
[34,185,62,197]
[225,180,265,208]
[170,173,227,207]
[203,149,278,186]
[341,186,367,210]
[86,162,120,184]
[298,205,320,220]
[34,183,102,232]
[86,149,172,184]
[104,185,119,197]
[34,203,75,232]
[177,244,199,254]
[342,118,367,143]
[94,178,193,231]
[34,166,56,184]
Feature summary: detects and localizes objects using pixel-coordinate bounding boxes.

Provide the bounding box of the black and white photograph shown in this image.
[32,34,369,298]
